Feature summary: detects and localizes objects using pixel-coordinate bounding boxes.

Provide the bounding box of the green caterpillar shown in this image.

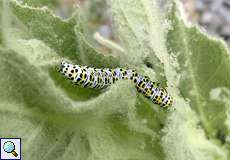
[58,61,173,108]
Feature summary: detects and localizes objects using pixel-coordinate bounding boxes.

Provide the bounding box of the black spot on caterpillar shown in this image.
[58,61,173,108]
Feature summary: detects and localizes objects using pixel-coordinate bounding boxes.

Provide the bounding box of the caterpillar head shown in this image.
[151,88,173,108]
[59,61,79,80]
[160,89,173,108]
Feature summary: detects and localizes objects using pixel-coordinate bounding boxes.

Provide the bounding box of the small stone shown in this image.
[199,10,223,34]
[99,25,113,39]
[195,0,206,12]
[220,24,230,40]
[200,11,214,24]
[219,7,230,23]
[223,0,230,9]
[202,0,214,3]
[210,1,223,12]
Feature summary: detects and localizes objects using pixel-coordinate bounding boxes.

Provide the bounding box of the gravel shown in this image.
[182,0,230,46]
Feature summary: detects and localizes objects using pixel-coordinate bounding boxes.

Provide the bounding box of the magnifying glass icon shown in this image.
[3,141,18,157]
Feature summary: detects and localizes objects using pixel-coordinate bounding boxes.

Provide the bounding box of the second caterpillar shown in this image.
[58,61,173,108]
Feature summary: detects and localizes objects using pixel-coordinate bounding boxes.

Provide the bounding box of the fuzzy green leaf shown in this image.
[166,3,230,138]
[110,0,230,159]
[9,0,120,67]
[22,0,57,8]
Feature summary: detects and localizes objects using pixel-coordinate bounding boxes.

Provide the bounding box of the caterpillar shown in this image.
[58,61,173,108]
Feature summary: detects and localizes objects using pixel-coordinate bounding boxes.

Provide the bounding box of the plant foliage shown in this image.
[0,0,230,159]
